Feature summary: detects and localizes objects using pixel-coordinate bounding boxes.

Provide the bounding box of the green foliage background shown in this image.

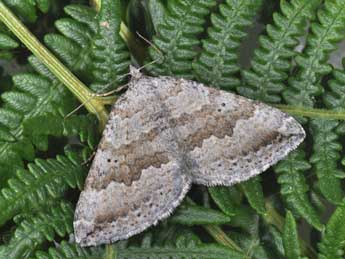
[0,0,344,258]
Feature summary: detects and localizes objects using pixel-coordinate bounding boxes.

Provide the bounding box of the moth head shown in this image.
[129,65,143,80]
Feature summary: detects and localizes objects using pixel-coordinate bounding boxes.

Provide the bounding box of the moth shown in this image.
[74,67,305,246]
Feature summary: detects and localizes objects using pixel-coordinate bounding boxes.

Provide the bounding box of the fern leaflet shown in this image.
[283,211,301,259]
[192,0,262,90]
[147,0,217,78]
[318,201,345,259]
[283,0,345,107]
[239,0,320,103]
[0,202,73,259]
[275,150,323,230]
[171,203,231,226]
[309,119,345,204]
[3,0,51,23]
[90,0,130,93]
[0,152,85,226]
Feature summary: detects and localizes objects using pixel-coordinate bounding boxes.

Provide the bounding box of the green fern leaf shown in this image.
[0,70,74,178]
[283,0,345,107]
[148,0,166,32]
[0,33,18,49]
[193,0,262,90]
[229,205,259,237]
[117,234,246,259]
[208,186,241,216]
[0,202,73,259]
[45,29,94,79]
[310,119,344,204]
[283,211,301,259]
[275,150,323,230]
[305,64,345,206]
[23,114,98,150]
[324,69,345,109]
[261,224,285,258]
[35,0,51,13]
[241,176,266,215]
[0,152,85,226]
[3,0,51,23]
[278,0,345,233]
[171,204,231,226]
[230,231,268,259]
[33,241,103,259]
[64,4,98,34]
[90,0,130,93]
[0,3,105,179]
[239,0,320,103]
[318,201,345,259]
[147,0,217,78]
[34,233,246,259]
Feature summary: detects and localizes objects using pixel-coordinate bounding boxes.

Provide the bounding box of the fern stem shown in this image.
[204,224,247,256]
[91,0,101,11]
[105,244,117,259]
[0,1,109,129]
[275,104,345,120]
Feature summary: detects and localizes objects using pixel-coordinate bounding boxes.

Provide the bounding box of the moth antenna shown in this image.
[82,150,96,166]
[64,82,130,119]
[136,31,164,71]
[64,101,88,120]
[65,33,162,120]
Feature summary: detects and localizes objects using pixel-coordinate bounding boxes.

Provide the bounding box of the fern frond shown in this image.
[45,5,98,80]
[147,0,217,79]
[34,233,245,259]
[0,202,73,259]
[275,150,323,230]
[33,241,103,259]
[208,186,241,217]
[0,152,85,226]
[3,0,51,23]
[291,0,345,218]
[238,0,320,103]
[0,32,18,59]
[90,0,130,93]
[148,0,166,32]
[283,0,345,107]
[171,204,231,226]
[240,177,266,215]
[118,233,245,259]
[192,0,262,90]
[283,211,301,259]
[0,24,19,60]
[309,119,344,204]
[0,70,74,178]
[284,1,345,208]
[318,201,345,259]
[259,223,285,258]
[324,69,345,109]
[64,4,98,34]
[0,3,106,179]
[23,114,98,150]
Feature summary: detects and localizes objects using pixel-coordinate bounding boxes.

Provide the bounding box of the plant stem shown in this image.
[204,224,247,255]
[275,104,345,120]
[105,244,116,259]
[0,1,109,129]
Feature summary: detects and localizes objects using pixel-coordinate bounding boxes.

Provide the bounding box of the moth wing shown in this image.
[185,87,305,186]
[74,78,192,246]
[133,76,305,186]
[74,161,191,246]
